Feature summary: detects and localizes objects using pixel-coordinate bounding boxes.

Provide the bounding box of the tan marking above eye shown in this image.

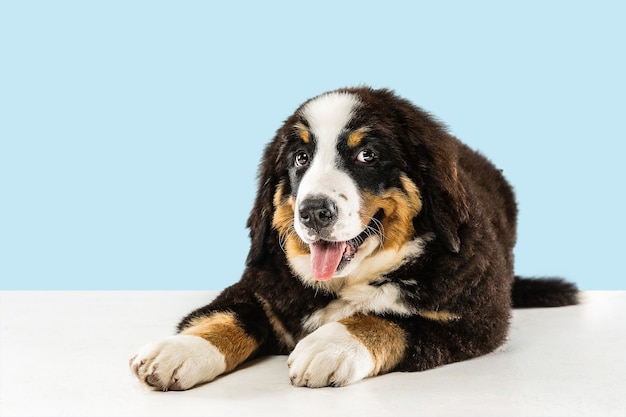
[294,123,310,143]
[347,129,366,148]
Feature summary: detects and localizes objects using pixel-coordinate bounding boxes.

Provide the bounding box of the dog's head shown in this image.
[247,87,469,286]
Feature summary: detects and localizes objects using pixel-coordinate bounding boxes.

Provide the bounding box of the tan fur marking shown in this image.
[340,314,406,376]
[180,312,257,372]
[272,182,294,235]
[284,236,310,257]
[272,181,310,257]
[360,173,423,250]
[347,129,366,147]
[294,123,310,143]
[418,310,461,322]
[256,295,296,350]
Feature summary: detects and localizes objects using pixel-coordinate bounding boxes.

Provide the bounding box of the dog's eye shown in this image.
[294,151,310,167]
[356,149,377,164]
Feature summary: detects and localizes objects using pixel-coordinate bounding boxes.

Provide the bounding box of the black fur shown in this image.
[176,87,578,384]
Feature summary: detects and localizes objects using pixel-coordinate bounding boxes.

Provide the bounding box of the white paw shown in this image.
[129,334,226,391]
[288,322,374,388]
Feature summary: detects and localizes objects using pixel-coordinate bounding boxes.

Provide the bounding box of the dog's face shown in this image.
[247,87,470,288]
[269,90,430,286]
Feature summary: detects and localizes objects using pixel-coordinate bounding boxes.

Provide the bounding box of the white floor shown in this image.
[0,291,624,417]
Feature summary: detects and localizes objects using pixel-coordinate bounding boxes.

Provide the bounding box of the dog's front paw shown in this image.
[288,322,374,388]
[129,334,226,391]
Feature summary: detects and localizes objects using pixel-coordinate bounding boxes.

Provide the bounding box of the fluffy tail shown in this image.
[511,276,579,308]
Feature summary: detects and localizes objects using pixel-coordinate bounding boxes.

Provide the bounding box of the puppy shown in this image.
[130,87,578,390]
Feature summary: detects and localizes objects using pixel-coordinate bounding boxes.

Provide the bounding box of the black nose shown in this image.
[299,197,338,232]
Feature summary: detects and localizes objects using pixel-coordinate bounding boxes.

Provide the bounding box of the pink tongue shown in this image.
[310,241,347,281]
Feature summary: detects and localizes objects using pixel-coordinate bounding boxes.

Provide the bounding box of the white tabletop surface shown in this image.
[1,290,624,417]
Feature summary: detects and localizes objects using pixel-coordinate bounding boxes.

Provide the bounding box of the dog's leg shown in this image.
[288,314,406,388]
[130,311,259,391]
[289,306,510,388]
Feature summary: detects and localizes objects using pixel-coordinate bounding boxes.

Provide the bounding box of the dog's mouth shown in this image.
[309,212,383,281]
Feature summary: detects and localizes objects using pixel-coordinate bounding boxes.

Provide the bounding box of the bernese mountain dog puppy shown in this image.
[130,87,578,390]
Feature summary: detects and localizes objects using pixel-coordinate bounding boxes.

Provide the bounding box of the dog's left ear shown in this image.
[245,142,278,267]
[245,131,287,267]
[417,137,470,254]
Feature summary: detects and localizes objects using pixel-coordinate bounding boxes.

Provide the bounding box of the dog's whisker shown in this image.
[278,225,296,253]
[362,215,385,249]
[279,226,310,255]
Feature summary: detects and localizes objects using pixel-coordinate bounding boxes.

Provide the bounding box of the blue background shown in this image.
[1,1,624,290]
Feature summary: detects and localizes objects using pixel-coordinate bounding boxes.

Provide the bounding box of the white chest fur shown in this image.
[301,234,432,333]
[302,282,415,333]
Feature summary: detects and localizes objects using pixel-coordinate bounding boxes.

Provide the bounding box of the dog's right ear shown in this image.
[417,138,470,254]
[245,132,286,267]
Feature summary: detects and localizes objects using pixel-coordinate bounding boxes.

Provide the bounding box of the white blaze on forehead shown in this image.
[300,92,361,142]
[295,92,363,244]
